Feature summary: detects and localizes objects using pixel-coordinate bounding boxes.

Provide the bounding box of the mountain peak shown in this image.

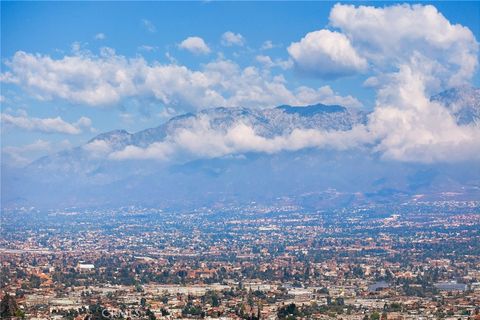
[89,129,131,143]
[432,86,480,125]
[277,103,347,116]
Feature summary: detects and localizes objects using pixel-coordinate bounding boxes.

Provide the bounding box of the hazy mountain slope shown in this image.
[90,103,368,148]
[431,86,480,125]
[2,90,479,210]
[27,103,367,177]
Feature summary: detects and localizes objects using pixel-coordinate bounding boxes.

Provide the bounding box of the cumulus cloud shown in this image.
[1,112,92,134]
[285,3,480,162]
[1,49,140,106]
[288,30,368,78]
[368,61,480,162]
[288,3,478,86]
[1,50,361,109]
[329,3,479,88]
[329,3,479,162]
[179,36,211,55]
[221,31,245,46]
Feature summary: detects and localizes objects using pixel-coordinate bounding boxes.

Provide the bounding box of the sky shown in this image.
[1,1,480,166]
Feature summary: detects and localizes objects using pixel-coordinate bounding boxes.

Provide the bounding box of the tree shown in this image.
[0,293,22,319]
[277,303,298,319]
[145,308,156,320]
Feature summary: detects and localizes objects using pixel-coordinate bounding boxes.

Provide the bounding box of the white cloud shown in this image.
[141,19,156,33]
[368,61,480,163]
[221,31,245,47]
[329,3,479,88]
[330,4,478,86]
[288,3,478,86]
[94,33,106,40]
[288,29,368,78]
[110,142,174,161]
[2,140,52,166]
[1,50,140,106]
[110,115,370,161]
[83,139,113,158]
[255,55,273,67]
[327,3,479,162]
[3,139,50,153]
[2,139,74,167]
[256,55,293,70]
[179,36,211,55]
[294,86,363,108]
[285,3,480,162]
[1,112,92,135]
[1,50,360,110]
[260,40,275,50]
[70,41,89,56]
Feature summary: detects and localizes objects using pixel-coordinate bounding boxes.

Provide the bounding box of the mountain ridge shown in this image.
[33,102,368,169]
[82,87,480,155]
[3,88,479,210]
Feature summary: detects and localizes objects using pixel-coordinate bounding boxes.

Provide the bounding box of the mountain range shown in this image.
[2,87,479,210]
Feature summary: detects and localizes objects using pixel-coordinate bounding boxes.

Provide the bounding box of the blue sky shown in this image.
[1,1,480,165]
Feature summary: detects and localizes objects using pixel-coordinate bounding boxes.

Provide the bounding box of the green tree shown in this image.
[0,293,22,319]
